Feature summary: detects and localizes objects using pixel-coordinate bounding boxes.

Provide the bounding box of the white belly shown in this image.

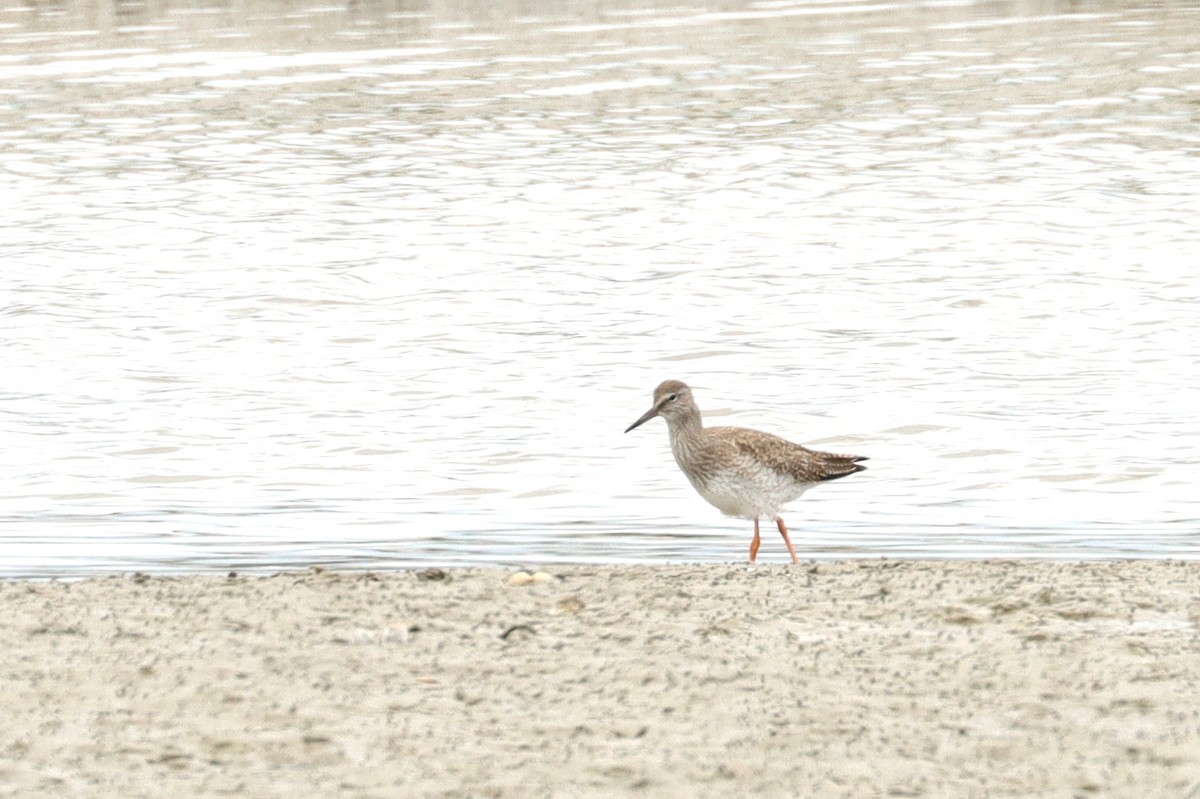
[685,467,812,520]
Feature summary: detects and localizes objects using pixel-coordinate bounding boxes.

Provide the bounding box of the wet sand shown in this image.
[2,560,1198,798]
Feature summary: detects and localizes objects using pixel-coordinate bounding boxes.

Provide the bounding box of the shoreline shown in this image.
[3,560,1197,797]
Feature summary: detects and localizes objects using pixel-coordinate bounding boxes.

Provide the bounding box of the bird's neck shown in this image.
[666,408,706,464]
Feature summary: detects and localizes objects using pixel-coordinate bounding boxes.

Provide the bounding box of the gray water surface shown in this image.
[2,0,1198,577]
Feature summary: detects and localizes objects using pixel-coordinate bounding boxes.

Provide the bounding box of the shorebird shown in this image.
[624,380,867,564]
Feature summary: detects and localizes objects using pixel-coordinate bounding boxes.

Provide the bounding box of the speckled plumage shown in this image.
[625,379,867,564]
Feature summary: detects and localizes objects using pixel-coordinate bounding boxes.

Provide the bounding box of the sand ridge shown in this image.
[2,560,1198,798]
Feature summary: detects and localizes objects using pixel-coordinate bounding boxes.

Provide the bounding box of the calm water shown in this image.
[2,0,1198,577]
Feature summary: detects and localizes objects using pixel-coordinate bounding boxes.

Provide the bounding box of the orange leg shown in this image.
[775,517,799,565]
[749,518,761,563]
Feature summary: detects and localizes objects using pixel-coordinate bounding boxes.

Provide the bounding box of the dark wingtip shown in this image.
[819,454,869,481]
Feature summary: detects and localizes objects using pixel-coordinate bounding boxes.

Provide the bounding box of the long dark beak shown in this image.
[624,404,660,433]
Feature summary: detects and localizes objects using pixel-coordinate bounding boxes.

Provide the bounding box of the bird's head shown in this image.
[624,380,694,433]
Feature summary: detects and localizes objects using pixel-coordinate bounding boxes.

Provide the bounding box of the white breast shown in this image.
[681,455,812,520]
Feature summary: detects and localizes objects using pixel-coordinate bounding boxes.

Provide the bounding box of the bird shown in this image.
[624,379,867,564]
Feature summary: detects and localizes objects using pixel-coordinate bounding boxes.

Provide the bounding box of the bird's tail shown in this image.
[819,453,868,482]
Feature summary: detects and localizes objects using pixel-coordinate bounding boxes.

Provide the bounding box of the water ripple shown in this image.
[2,0,1198,576]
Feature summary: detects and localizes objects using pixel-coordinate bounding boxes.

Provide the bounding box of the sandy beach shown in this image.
[2,560,1197,798]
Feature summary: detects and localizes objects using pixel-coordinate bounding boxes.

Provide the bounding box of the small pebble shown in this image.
[507,570,555,586]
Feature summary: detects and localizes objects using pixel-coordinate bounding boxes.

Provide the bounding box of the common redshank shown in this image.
[624,379,867,564]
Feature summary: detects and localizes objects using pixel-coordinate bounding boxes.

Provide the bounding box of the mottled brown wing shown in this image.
[716,427,868,484]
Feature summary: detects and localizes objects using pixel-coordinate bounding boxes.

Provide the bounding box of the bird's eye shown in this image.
[666,393,678,402]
